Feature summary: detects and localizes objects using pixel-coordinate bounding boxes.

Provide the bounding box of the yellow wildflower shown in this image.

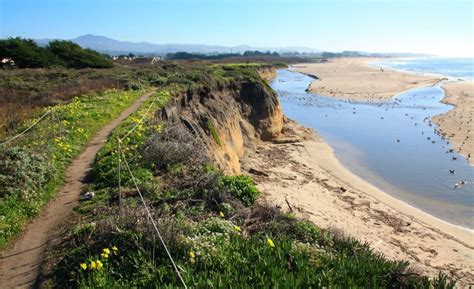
[189,251,195,259]
[96,260,103,270]
[233,225,241,232]
[267,238,275,248]
[80,263,87,270]
[219,212,225,218]
[101,252,109,259]
[102,248,111,255]
[90,260,97,270]
[112,246,118,254]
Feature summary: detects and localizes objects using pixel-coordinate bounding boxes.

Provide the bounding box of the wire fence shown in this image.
[0,109,52,147]
[119,146,188,288]
[119,96,158,142]
[114,94,187,287]
[1,92,187,286]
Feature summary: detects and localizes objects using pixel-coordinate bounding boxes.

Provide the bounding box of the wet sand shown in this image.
[291,58,442,102]
[242,121,474,285]
[432,81,474,165]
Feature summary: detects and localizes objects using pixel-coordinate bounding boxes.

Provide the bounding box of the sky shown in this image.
[1,0,473,56]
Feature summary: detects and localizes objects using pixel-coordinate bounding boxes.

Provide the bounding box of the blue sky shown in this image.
[1,0,473,56]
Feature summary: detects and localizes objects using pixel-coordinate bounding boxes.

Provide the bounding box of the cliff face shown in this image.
[255,66,277,82]
[158,74,283,173]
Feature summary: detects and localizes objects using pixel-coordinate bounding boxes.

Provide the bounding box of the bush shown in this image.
[0,147,52,199]
[217,175,260,206]
[141,123,208,172]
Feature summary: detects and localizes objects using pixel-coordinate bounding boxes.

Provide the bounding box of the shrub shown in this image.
[141,123,208,172]
[217,175,260,206]
[0,147,52,199]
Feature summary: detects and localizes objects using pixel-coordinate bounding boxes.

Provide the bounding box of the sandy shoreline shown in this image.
[433,81,474,165]
[291,57,473,164]
[243,121,474,285]
[291,58,442,102]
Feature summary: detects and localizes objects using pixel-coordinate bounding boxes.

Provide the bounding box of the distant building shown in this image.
[132,57,161,65]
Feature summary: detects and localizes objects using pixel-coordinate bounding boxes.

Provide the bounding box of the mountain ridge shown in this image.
[35,34,321,55]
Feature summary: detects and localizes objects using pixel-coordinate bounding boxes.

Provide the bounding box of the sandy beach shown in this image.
[292,57,473,164]
[242,121,474,286]
[432,81,474,165]
[291,58,442,102]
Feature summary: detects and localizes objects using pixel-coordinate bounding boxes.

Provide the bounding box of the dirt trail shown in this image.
[0,91,155,289]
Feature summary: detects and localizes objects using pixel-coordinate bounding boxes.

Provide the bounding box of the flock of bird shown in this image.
[279,81,472,190]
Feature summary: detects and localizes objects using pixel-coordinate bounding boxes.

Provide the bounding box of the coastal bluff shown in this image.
[157,67,283,173]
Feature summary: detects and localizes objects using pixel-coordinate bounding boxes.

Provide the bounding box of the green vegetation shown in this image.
[166,50,280,60]
[47,40,113,68]
[0,37,112,68]
[217,175,259,206]
[35,64,455,288]
[0,62,455,287]
[206,117,222,146]
[0,89,146,248]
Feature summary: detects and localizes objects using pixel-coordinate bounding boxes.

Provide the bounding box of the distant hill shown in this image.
[33,35,433,58]
[35,34,321,56]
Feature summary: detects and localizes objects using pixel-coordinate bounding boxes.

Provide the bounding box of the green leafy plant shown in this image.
[217,175,260,206]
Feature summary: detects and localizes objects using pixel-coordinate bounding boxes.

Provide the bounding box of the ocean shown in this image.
[373,57,474,80]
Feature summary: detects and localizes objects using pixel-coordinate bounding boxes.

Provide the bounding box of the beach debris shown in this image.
[83,191,95,200]
[452,156,457,160]
[285,197,294,213]
[397,139,400,143]
[248,168,269,177]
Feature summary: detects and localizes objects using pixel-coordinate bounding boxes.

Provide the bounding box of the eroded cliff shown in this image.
[158,69,284,173]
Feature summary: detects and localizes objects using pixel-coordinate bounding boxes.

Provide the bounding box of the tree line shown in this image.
[167,50,280,60]
[0,37,113,69]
